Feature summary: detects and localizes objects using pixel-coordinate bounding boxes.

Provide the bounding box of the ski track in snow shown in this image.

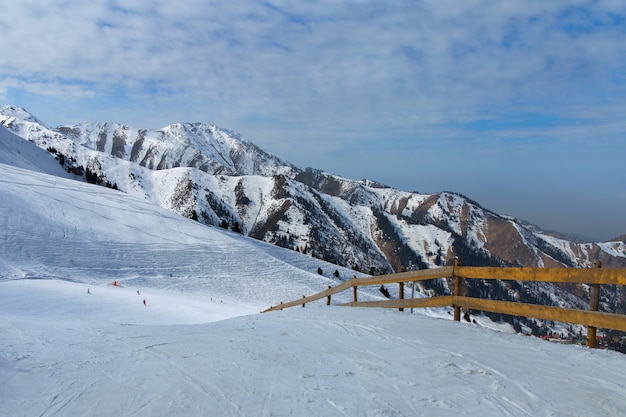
[0,162,369,307]
[2,280,626,417]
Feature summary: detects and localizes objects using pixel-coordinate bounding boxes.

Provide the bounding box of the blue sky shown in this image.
[1,0,625,240]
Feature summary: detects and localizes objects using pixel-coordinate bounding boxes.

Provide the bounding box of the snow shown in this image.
[0,161,360,306]
[2,280,626,417]
[2,129,626,416]
[0,125,72,178]
[598,240,626,258]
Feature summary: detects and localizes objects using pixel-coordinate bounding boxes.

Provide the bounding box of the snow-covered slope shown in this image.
[0,162,366,307]
[0,124,72,177]
[2,279,626,417]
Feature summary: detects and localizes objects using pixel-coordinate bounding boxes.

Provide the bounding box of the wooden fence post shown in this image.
[326,285,332,306]
[586,260,602,348]
[453,259,462,321]
[399,282,404,312]
[352,276,358,302]
[302,295,306,308]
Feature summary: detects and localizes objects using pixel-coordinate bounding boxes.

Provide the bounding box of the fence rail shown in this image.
[262,263,626,348]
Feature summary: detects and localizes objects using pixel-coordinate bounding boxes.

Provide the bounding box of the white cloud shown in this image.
[2,0,624,127]
[1,0,625,239]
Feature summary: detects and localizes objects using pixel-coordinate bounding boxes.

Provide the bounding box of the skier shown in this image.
[143,299,146,306]
[87,288,90,294]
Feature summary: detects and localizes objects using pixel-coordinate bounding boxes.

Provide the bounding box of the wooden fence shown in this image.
[262,262,626,348]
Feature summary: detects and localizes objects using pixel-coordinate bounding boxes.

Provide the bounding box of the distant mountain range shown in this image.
[1,104,625,329]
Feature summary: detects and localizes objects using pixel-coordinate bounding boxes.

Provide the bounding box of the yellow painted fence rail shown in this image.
[262,263,626,348]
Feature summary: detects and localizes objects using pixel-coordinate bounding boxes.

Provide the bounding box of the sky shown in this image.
[0,0,625,241]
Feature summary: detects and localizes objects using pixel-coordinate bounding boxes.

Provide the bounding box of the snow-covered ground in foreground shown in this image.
[2,279,626,417]
[1,130,626,416]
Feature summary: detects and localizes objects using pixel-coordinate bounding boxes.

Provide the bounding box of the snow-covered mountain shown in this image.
[1,104,625,328]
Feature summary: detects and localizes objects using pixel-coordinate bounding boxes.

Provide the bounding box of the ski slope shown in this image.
[2,279,625,417]
[0,160,363,308]
[1,130,626,416]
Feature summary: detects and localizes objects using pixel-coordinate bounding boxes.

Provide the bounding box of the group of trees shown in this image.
[317,266,341,279]
[46,146,93,181]
[219,219,243,234]
[85,167,118,190]
[46,147,118,190]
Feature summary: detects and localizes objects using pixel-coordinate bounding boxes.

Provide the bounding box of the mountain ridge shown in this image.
[1,104,625,339]
[2,104,624,259]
